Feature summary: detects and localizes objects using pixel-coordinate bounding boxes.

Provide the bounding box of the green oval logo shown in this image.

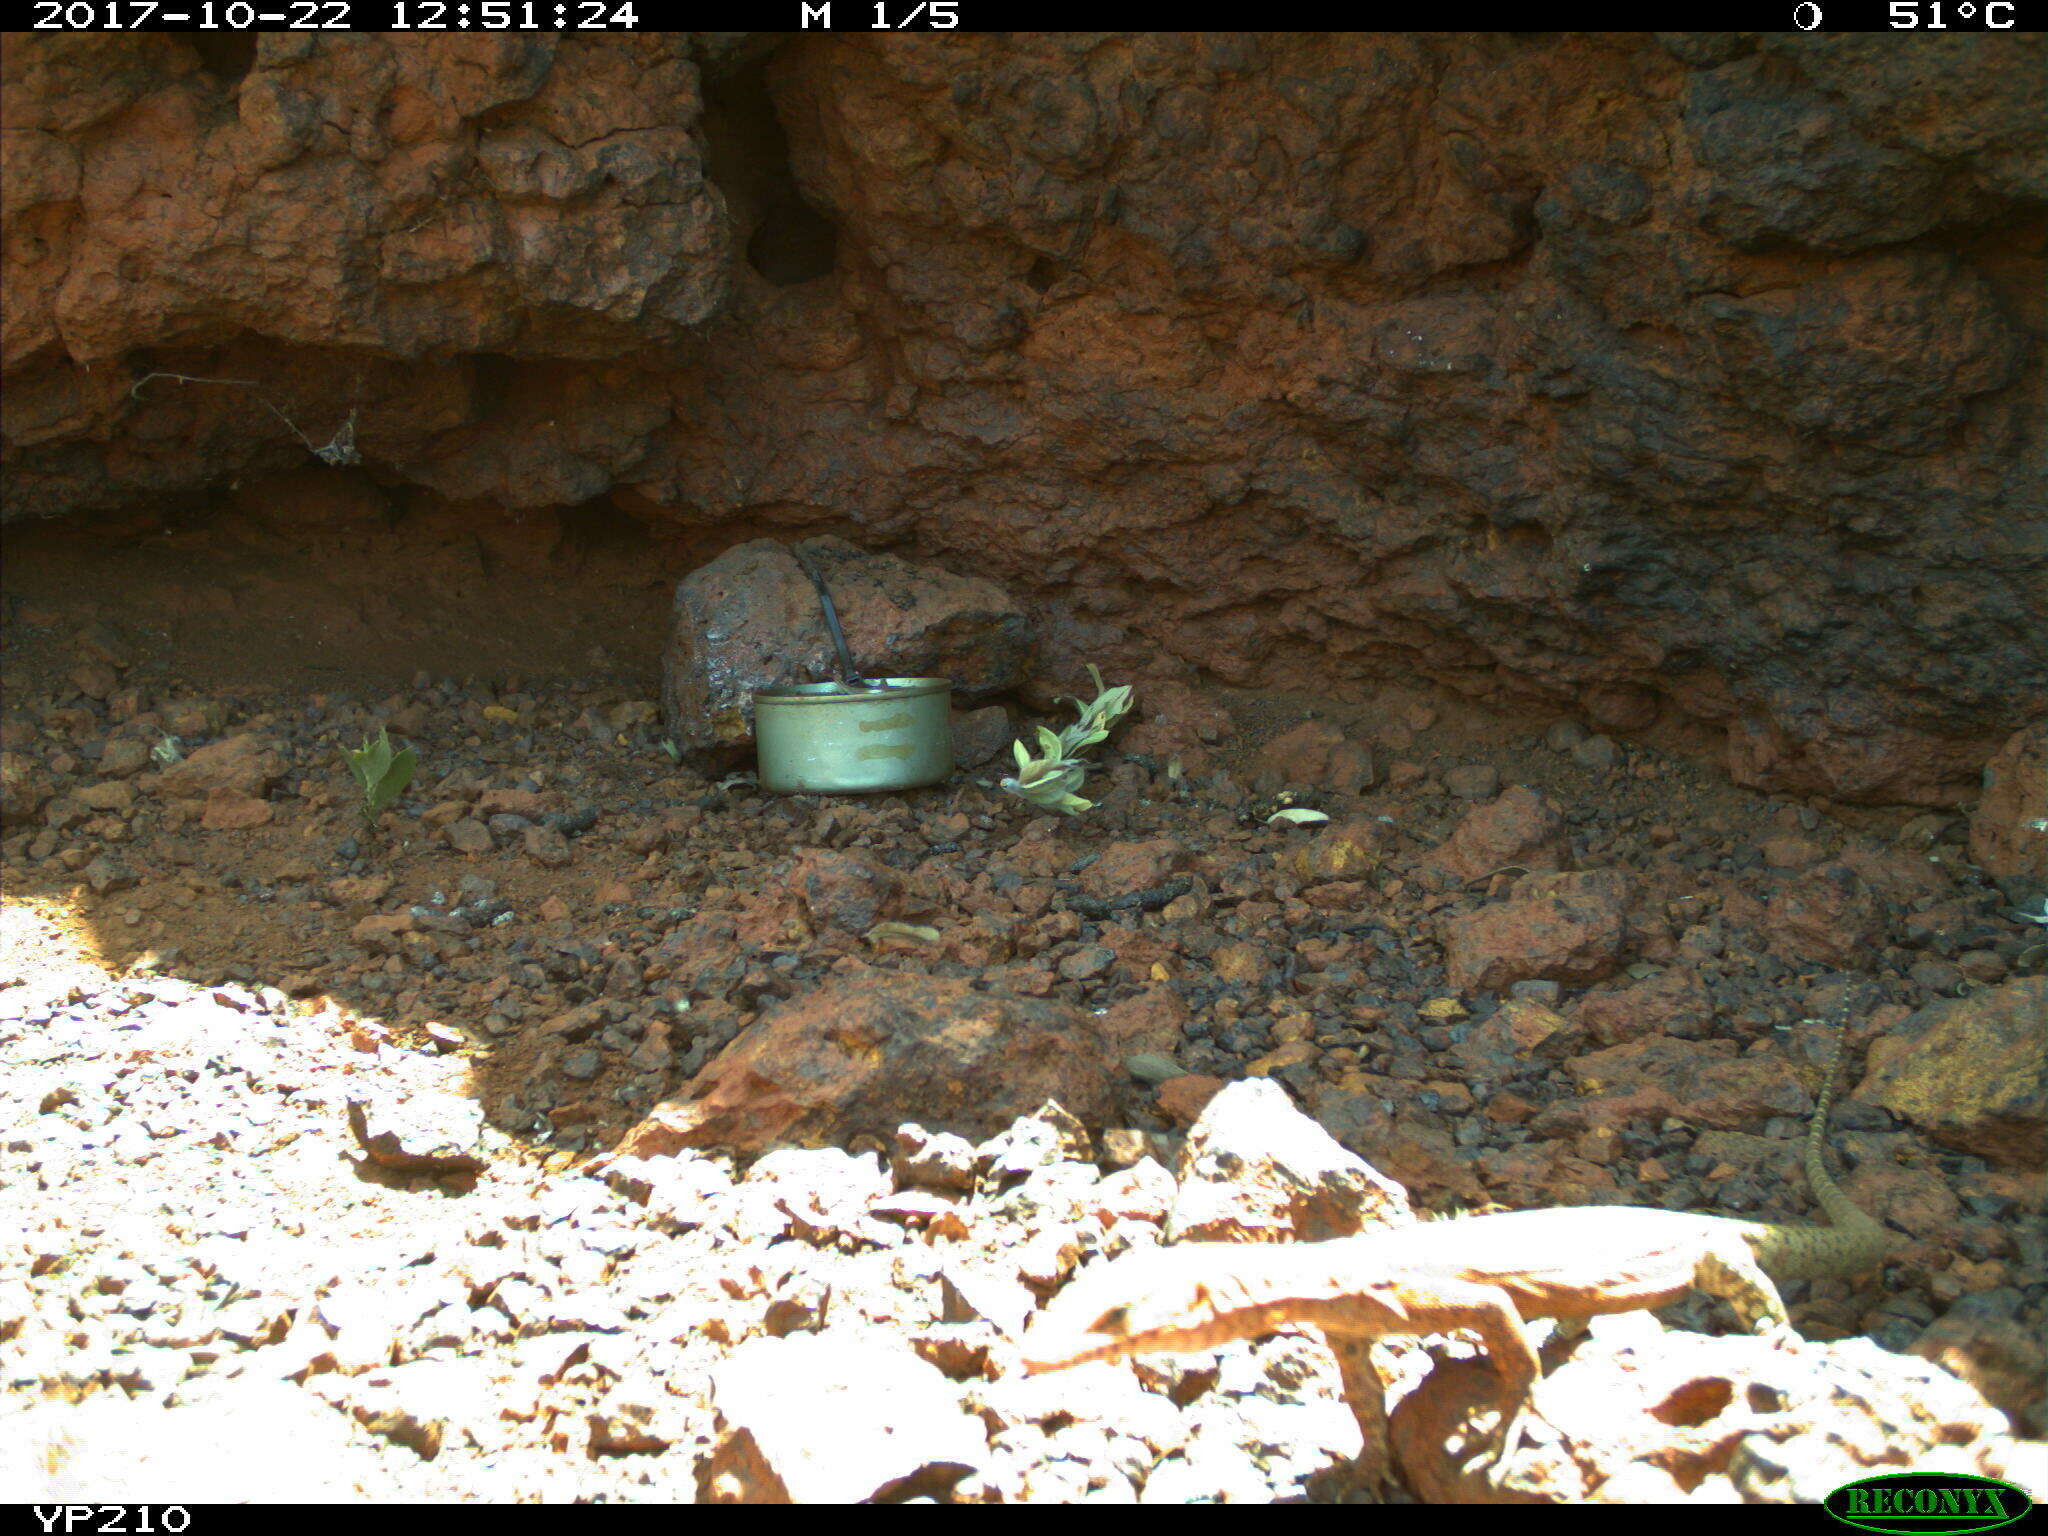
[1825,1473,2034,1534]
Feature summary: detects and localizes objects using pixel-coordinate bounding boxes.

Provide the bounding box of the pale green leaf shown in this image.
[1265,807,1330,826]
[865,921,941,944]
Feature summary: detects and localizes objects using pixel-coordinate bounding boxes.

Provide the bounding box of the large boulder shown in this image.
[1863,977,2046,1169]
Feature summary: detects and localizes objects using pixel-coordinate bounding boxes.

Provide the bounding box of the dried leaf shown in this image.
[865,922,941,944]
[1265,807,1330,826]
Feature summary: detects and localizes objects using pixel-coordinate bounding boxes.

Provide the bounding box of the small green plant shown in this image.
[340,727,417,822]
[150,732,184,766]
[1054,665,1134,756]
[657,738,682,763]
[1000,667,1135,816]
[1003,726,1095,815]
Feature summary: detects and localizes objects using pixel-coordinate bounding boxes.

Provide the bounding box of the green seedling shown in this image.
[1000,666,1135,816]
[658,738,682,763]
[1002,726,1094,816]
[1006,727,1093,814]
[340,726,417,822]
[150,732,184,766]
[1055,664,1135,757]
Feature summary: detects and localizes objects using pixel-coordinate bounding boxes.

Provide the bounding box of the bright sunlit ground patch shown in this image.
[0,891,111,993]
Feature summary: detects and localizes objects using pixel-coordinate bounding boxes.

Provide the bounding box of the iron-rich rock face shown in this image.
[3,32,2041,806]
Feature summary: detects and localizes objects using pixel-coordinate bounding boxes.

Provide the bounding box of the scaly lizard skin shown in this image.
[1022,1026,1891,1478]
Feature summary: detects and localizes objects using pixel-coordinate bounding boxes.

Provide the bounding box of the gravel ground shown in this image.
[2,608,2042,1501]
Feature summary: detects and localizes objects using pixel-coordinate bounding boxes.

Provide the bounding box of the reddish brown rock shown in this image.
[1116,680,1233,768]
[948,704,1012,770]
[1153,1074,1226,1128]
[3,34,729,512]
[1430,786,1569,883]
[1447,997,1585,1080]
[1571,968,1715,1046]
[199,788,274,830]
[1583,685,1658,734]
[612,973,1121,1157]
[648,911,746,994]
[1540,1036,1811,1136]
[1075,837,1183,901]
[1442,870,1634,992]
[1210,941,1273,988]
[1765,862,1887,968]
[98,738,152,779]
[350,912,416,953]
[1252,721,1376,795]
[1303,1084,1486,1204]
[1839,836,1954,904]
[1968,723,2046,881]
[1,753,54,826]
[444,818,493,854]
[733,884,809,953]
[659,536,1031,758]
[790,847,902,934]
[153,733,284,803]
[477,788,552,818]
[1095,985,1189,1054]
[1762,836,1824,868]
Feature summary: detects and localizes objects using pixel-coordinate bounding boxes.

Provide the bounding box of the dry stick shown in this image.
[129,371,361,466]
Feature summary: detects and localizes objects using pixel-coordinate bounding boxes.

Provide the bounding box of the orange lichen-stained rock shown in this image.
[1862,977,2046,1170]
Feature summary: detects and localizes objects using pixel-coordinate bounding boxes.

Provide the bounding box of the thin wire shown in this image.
[790,543,881,689]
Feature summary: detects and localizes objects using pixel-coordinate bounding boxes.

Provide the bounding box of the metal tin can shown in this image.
[752,677,954,794]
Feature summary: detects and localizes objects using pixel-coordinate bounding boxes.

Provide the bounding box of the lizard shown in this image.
[1020,1021,1893,1484]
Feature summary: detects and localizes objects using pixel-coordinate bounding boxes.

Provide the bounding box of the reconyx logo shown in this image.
[1825,1473,2034,1535]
